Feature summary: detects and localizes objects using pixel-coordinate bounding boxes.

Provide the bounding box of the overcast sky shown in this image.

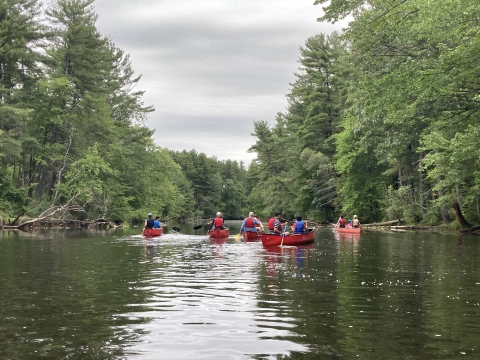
[92,0,344,164]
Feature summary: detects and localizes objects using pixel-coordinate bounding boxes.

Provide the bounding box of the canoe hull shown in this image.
[335,227,360,234]
[261,228,315,247]
[242,231,261,241]
[209,229,229,238]
[142,228,163,237]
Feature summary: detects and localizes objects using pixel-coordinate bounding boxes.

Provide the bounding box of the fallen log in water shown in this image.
[2,219,120,231]
[391,225,438,230]
[363,219,404,227]
[2,225,19,230]
[458,225,480,234]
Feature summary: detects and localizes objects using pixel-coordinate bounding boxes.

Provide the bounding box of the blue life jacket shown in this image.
[293,220,305,234]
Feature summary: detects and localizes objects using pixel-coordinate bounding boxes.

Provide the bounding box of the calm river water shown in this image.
[1,221,479,359]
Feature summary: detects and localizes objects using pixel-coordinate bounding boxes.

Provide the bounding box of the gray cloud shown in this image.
[93,0,345,164]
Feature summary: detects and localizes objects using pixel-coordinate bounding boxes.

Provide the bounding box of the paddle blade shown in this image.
[172,227,180,232]
[233,233,240,240]
[193,225,204,230]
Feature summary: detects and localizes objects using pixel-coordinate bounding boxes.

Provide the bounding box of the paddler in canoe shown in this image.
[335,215,346,228]
[268,212,289,235]
[144,213,154,230]
[240,212,263,234]
[207,212,225,232]
[153,216,162,229]
[352,215,361,228]
[291,216,308,234]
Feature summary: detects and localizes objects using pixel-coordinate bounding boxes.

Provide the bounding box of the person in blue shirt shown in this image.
[240,212,262,234]
[153,216,162,229]
[291,216,307,234]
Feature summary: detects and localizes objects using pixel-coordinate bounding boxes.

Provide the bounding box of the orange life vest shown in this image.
[268,217,275,230]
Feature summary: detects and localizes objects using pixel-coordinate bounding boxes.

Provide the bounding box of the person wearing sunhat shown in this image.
[352,215,361,228]
[144,213,154,229]
[240,212,262,234]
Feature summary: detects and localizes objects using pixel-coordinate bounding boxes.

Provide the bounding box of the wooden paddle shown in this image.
[257,219,264,232]
[280,221,288,246]
[205,220,214,235]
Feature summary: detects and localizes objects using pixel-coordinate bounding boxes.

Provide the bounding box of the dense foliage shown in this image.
[2,0,478,227]
[0,0,249,224]
[249,0,480,226]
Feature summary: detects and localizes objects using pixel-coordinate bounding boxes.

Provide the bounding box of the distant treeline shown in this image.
[1,0,479,227]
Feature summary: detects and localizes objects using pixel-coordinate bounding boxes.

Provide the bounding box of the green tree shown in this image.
[314,0,480,224]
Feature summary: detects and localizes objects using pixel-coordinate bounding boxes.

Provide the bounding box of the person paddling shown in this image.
[210,212,224,230]
[291,216,307,234]
[144,213,154,229]
[268,212,289,235]
[153,216,162,229]
[352,215,361,228]
[336,215,346,228]
[240,212,261,234]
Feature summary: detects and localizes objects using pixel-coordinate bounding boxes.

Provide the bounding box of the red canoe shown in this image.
[334,227,360,234]
[142,228,163,237]
[242,231,261,241]
[261,228,316,247]
[209,229,229,238]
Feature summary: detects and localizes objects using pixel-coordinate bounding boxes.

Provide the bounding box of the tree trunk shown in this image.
[11,213,23,226]
[418,152,427,216]
[35,125,60,200]
[408,184,416,215]
[453,202,471,228]
[476,195,480,221]
[455,184,463,210]
[392,208,404,223]
[35,162,57,200]
[436,176,450,223]
[398,165,404,187]
[406,161,416,217]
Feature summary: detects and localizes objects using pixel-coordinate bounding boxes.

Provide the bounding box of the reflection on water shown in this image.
[1,225,479,359]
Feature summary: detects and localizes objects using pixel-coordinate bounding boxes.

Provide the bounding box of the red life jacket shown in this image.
[214,217,223,227]
[268,217,275,230]
[339,218,346,226]
[245,217,255,227]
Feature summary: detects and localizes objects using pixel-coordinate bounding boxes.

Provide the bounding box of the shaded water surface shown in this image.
[1,223,479,359]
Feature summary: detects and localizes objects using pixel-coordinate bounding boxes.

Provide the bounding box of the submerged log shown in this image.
[391,225,436,230]
[9,218,119,231]
[363,219,404,227]
[458,225,480,234]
